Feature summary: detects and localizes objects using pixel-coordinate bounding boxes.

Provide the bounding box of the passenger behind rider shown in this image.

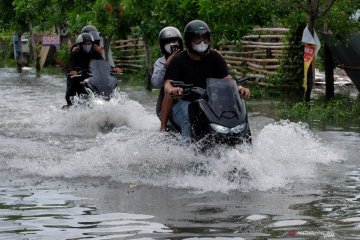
[160,20,251,139]
[72,25,122,74]
[151,26,183,118]
[65,32,104,106]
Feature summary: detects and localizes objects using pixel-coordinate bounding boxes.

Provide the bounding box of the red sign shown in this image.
[42,35,60,46]
[304,44,316,62]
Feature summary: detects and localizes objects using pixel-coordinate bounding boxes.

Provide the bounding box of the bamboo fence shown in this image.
[112,38,145,72]
[112,28,290,80]
[219,27,289,80]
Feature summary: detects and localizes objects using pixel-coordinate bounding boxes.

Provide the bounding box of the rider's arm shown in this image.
[66,53,79,75]
[160,79,173,131]
[160,79,185,131]
[151,57,167,88]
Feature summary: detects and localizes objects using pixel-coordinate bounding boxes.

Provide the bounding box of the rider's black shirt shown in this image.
[164,50,229,90]
[67,50,104,73]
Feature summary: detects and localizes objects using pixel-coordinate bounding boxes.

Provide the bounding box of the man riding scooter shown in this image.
[160,20,251,141]
[64,32,103,107]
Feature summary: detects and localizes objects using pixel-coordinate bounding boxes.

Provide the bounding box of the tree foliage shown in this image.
[2,0,359,46]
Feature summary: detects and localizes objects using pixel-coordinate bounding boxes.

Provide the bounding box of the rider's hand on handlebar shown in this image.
[169,86,184,98]
[69,70,78,76]
[112,67,123,74]
[239,86,251,97]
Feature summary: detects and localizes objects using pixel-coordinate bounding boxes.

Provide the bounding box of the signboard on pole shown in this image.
[301,26,321,91]
[42,35,60,46]
[303,44,316,90]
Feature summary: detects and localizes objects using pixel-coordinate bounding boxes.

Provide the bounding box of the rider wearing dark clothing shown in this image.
[164,49,228,99]
[160,20,250,139]
[67,50,104,74]
[65,33,103,106]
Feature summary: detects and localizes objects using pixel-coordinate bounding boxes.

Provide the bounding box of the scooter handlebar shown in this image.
[169,81,194,98]
[170,81,193,89]
[67,70,93,79]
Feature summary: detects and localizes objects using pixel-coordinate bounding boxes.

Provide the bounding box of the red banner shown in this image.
[303,44,316,90]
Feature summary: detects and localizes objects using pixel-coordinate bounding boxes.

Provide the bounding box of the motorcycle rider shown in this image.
[72,25,122,74]
[151,26,183,118]
[65,32,104,106]
[160,20,250,139]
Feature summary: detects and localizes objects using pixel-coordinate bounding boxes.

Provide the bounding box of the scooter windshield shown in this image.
[89,60,118,96]
[206,78,242,121]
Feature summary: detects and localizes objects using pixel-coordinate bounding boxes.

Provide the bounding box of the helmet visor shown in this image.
[191,32,210,44]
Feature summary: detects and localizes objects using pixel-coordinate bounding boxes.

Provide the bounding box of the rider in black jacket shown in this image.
[64,32,103,107]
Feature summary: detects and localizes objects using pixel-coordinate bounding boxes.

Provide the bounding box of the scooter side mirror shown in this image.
[236,76,250,86]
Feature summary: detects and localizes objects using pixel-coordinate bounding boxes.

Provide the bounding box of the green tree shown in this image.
[198,0,278,43]
[65,0,129,62]
[122,0,166,90]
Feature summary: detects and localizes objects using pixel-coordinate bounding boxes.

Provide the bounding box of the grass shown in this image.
[275,95,360,127]
[41,66,65,76]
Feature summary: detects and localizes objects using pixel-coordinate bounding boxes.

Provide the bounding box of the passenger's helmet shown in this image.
[81,25,101,45]
[158,26,184,56]
[75,32,94,45]
[81,25,98,33]
[184,20,211,56]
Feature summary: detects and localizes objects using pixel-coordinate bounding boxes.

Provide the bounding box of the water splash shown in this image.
[3,111,345,193]
[0,69,346,193]
[31,91,159,137]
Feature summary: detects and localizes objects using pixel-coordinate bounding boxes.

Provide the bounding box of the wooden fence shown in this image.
[112,38,145,72]
[112,27,290,80]
[219,28,289,80]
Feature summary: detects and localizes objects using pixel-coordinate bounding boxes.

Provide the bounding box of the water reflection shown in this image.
[0,188,171,239]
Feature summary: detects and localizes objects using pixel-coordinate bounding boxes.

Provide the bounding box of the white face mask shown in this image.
[164,43,179,54]
[192,41,209,53]
[82,44,92,53]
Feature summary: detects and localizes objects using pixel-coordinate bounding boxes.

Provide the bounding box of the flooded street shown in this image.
[0,67,359,239]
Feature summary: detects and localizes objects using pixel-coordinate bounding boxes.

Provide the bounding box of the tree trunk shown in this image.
[103,36,111,61]
[29,22,40,73]
[324,44,334,101]
[305,62,313,102]
[144,39,152,91]
[16,33,23,73]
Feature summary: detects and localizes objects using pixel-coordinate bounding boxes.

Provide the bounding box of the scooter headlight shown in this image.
[230,122,247,134]
[210,122,247,134]
[210,123,230,134]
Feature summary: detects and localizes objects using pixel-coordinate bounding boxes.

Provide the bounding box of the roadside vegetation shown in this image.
[276,95,360,126]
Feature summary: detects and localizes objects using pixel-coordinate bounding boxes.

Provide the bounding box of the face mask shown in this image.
[82,44,92,53]
[164,43,179,54]
[192,41,209,53]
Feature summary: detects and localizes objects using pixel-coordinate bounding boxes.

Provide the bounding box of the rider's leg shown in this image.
[65,77,76,106]
[172,99,191,139]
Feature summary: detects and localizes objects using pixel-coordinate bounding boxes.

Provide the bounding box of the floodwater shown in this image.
[0,67,359,240]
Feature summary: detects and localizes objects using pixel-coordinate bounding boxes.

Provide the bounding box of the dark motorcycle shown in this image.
[64,60,119,108]
[168,77,252,146]
[82,60,119,101]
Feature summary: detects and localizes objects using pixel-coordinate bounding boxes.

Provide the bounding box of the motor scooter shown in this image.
[168,77,252,147]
